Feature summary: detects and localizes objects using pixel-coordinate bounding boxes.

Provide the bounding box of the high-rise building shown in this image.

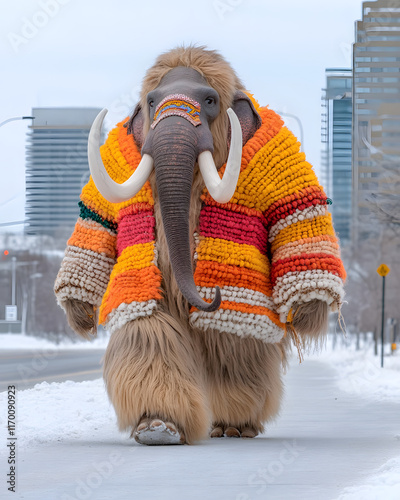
[25,107,102,236]
[321,68,353,245]
[352,0,400,244]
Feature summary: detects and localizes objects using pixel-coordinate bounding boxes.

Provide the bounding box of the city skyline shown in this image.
[25,107,102,236]
[1,0,363,231]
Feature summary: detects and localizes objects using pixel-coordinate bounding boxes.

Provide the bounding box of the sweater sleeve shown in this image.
[54,198,118,308]
[54,120,134,310]
[54,118,148,315]
[264,128,346,323]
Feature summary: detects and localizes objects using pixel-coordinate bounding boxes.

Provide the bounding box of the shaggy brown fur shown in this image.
[292,299,329,352]
[199,330,285,436]
[139,45,245,168]
[63,298,98,339]
[103,311,210,444]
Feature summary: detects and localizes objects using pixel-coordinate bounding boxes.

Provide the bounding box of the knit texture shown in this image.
[54,103,346,342]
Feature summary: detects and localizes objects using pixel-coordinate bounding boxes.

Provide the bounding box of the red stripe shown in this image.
[267,198,327,231]
[117,210,155,256]
[270,253,346,286]
[264,186,327,229]
[199,206,268,253]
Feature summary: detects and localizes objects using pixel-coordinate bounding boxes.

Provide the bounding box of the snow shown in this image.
[0,332,110,350]
[0,332,399,499]
[336,456,400,500]
[308,333,400,498]
[1,379,115,449]
[309,333,400,403]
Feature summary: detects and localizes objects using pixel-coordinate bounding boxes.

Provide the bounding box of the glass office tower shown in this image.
[25,108,102,236]
[353,0,400,244]
[321,69,352,245]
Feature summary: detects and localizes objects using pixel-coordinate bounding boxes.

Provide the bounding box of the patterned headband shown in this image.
[151,94,201,129]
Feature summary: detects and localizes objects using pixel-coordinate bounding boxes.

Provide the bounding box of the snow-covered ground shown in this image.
[337,456,400,500]
[310,333,400,499]
[0,332,399,499]
[310,333,400,403]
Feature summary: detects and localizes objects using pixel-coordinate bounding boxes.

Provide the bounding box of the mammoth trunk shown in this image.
[152,124,221,312]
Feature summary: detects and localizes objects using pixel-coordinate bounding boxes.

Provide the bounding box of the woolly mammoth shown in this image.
[55,46,346,445]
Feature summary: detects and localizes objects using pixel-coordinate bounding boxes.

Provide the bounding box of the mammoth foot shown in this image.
[133,417,186,446]
[210,423,258,439]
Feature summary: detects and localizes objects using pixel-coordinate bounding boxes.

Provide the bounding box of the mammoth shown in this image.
[55,46,345,445]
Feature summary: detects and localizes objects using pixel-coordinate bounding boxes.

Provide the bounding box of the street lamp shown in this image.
[275,111,304,152]
[0,115,35,128]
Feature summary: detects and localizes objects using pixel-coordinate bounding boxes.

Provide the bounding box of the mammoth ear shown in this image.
[231,90,262,145]
[125,103,145,150]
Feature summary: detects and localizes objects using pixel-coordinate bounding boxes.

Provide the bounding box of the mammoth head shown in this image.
[88,47,262,313]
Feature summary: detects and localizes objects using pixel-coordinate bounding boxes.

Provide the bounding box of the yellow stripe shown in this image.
[196,238,269,275]
[110,242,155,275]
[229,127,322,212]
[271,214,335,253]
[80,126,153,221]
[100,242,156,317]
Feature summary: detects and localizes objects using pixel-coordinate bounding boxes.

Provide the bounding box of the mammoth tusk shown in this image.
[88,108,154,203]
[198,107,243,204]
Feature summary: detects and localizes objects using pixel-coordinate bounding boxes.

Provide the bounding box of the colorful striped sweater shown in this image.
[54,104,346,343]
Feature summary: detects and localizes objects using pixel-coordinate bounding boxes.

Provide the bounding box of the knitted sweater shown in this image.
[54,104,346,343]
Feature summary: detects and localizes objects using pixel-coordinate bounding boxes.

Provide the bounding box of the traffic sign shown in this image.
[5,305,17,322]
[377,264,390,277]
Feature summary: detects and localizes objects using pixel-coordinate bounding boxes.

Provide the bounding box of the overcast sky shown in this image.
[0,0,363,230]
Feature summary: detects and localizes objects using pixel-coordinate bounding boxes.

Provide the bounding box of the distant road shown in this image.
[0,349,105,391]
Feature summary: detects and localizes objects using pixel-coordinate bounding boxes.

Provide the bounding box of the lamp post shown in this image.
[0,116,35,129]
[0,115,34,331]
[275,111,304,152]
[11,257,16,306]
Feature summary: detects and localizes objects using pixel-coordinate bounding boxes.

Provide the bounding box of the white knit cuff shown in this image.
[54,245,115,308]
[273,270,344,323]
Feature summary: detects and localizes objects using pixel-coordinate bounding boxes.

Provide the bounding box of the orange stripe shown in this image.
[190,300,282,327]
[219,301,282,326]
[99,266,162,323]
[194,261,273,295]
[240,107,284,167]
[68,220,117,258]
[117,119,143,171]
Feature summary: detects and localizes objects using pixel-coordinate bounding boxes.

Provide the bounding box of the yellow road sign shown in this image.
[377,264,390,277]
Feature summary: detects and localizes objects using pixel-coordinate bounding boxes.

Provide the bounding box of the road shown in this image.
[6,358,400,500]
[0,349,105,391]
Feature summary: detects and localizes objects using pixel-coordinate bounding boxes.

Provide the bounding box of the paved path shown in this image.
[9,359,400,500]
[0,349,104,391]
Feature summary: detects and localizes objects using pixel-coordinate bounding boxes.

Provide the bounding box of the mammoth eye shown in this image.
[149,100,154,108]
[205,97,215,105]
